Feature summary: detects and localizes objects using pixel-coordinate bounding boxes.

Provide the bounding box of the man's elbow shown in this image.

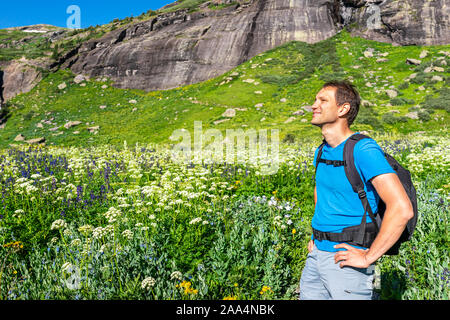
[396,200,414,222]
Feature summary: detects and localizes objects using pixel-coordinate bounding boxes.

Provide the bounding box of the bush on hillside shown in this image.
[390,97,415,106]
[382,112,409,124]
[422,87,450,113]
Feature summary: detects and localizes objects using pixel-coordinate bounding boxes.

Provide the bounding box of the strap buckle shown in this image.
[358,190,366,199]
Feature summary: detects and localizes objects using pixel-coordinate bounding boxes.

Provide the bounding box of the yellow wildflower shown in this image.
[259,285,274,295]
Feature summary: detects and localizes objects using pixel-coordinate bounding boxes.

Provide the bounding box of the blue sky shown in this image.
[0,1,175,29]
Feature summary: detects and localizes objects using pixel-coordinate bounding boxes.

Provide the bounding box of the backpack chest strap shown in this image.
[317,159,346,167]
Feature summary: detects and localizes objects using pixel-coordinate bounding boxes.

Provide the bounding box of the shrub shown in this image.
[422,87,450,113]
[382,112,408,124]
[397,82,409,90]
[390,97,415,106]
[259,74,298,86]
[410,72,431,84]
[418,110,431,122]
[282,133,296,144]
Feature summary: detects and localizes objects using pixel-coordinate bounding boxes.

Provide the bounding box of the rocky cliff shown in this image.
[1,0,449,100]
[66,0,339,91]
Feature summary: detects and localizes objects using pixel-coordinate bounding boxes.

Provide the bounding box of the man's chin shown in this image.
[310,120,322,128]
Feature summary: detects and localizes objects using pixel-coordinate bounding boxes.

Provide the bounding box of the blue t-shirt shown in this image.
[312,133,396,252]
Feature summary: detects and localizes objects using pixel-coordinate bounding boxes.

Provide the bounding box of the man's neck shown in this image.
[321,125,355,148]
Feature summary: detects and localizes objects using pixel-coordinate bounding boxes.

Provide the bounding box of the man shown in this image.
[299,80,414,300]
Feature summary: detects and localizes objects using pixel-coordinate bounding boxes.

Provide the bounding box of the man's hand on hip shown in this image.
[333,243,371,268]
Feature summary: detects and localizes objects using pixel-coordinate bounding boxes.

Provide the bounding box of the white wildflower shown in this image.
[189,217,202,225]
[170,271,183,281]
[78,224,93,235]
[122,229,133,240]
[70,239,81,246]
[104,207,121,224]
[51,219,67,230]
[30,173,42,179]
[92,226,107,239]
[141,277,156,290]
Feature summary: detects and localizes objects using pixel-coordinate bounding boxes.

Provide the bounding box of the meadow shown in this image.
[0,132,448,300]
[0,28,449,300]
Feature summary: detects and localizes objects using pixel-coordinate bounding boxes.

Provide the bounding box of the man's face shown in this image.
[311,87,346,127]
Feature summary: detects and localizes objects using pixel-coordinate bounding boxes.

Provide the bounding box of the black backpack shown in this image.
[313,133,418,255]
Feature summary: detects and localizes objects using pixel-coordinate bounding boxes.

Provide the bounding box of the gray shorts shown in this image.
[299,245,375,300]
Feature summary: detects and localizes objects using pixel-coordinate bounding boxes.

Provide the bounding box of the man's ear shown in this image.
[338,103,351,117]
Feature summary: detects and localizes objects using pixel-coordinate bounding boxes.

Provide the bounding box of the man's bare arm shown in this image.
[314,185,317,207]
[364,172,414,264]
[334,172,414,267]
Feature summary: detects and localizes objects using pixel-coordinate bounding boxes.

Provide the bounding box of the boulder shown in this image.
[431,75,443,82]
[385,89,398,98]
[214,118,230,125]
[363,50,374,58]
[26,137,45,144]
[57,82,67,90]
[222,109,236,118]
[302,105,313,112]
[284,117,297,124]
[14,134,25,141]
[292,109,305,116]
[64,121,82,129]
[361,100,375,107]
[405,112,419,119]
[419,50,428,58]
[406,58,421,65]
[87,126,100,133]
[74,75,86,84]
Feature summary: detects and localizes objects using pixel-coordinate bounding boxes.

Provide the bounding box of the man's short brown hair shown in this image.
[322,80,360,126]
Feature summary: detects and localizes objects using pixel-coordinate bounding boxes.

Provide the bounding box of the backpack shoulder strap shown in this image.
[343,133,380,243]
[313,139,327,183]
[343,134,369,195]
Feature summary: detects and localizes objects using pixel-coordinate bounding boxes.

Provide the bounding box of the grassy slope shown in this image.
[1,31,449,149]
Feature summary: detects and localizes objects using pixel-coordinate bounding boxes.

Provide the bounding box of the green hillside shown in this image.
[1,31,449,149]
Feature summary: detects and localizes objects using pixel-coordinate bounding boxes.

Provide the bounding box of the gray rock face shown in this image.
[0,59,46,102]
[65,0,448,92]
[68,0,339,91]
[342,0,449,46]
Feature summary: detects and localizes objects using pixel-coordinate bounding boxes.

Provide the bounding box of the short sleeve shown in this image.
[354,139,396,183]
